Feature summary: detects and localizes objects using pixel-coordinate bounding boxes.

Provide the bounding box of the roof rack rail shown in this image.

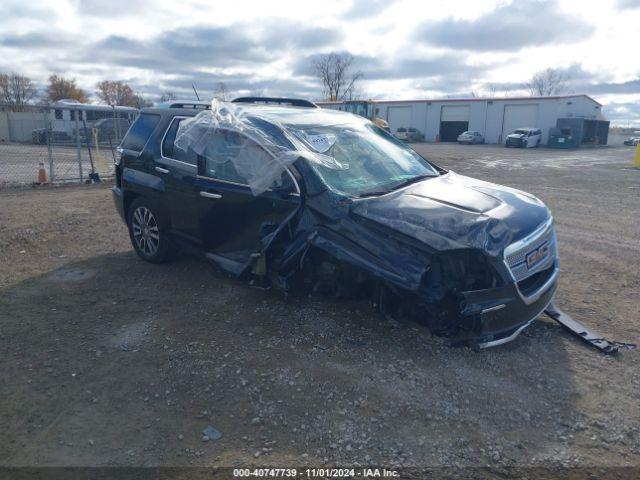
[168,102,211,109]
[231,97,318,108]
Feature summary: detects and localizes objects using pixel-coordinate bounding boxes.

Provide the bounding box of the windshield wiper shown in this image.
[356,173,436,198]
[356,190,390,198]
[387,173,436,191]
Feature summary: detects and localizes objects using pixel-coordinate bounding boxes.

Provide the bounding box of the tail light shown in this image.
[115,147,123,165]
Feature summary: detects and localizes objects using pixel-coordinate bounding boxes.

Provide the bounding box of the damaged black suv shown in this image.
[113,97,559,348]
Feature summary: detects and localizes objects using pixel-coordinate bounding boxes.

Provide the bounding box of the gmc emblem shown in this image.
[526,242,551,269]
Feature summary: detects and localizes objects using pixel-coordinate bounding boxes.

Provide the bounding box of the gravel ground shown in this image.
[1,144,639,475]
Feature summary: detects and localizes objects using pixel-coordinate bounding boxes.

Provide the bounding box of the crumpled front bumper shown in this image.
[458,264,558,348]
[452,213,560,350]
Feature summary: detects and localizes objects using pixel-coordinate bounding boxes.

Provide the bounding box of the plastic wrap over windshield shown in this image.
[174,99,347,196]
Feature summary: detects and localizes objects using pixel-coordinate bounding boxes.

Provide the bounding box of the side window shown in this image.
[122,113,160,152]
[162,118,197,166]
[201,130,293,190]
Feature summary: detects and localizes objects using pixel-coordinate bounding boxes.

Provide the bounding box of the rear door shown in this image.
[156,115,201,242]
[119,112,163,207]
[194,129,301,273]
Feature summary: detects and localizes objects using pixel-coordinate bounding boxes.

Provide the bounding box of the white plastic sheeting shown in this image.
[175,99,348,196]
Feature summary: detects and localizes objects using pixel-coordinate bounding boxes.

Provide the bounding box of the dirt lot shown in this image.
[1,144,639,474]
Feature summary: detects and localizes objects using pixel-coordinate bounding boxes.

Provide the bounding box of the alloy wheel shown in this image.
[131,206,160,257]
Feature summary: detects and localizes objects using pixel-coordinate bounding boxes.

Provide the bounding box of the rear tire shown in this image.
[127,198,176,263]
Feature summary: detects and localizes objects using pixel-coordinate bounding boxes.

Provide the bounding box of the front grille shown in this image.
[505,223,556,283]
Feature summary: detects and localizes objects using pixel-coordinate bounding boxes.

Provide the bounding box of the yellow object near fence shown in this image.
[92,128,114,176]
[635,142,640,169]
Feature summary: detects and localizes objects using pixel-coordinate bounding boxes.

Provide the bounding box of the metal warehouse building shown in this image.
[318,94,608,145]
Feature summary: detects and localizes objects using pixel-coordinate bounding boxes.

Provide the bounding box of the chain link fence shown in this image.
[0,103,137,187]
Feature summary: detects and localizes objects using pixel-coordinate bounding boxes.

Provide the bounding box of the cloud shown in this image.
[87,27,267,71]
[293,52,494,81]
[80,21,342,75]
[415,1,595,51]
[602,100,640,124]
[616,0,640,9]
[0,32,72,48]
[579,78,640,95]
[342,0,390,19]
[76,0,149,16]
[159,71,319,99]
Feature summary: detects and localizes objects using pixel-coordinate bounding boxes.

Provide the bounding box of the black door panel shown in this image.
[196,177,300,261]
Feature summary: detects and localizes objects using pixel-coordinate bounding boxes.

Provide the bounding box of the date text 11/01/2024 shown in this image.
[232,468,400,477]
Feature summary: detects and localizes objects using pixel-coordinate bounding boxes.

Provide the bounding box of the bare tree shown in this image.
[96,80,136,106]
[45,75,87,103]
[158,91,176,102]
[0,72,37,109]
[132,94,153,109]
[524,68,569,96]
[312,53,363,101]
[213,81,229,101]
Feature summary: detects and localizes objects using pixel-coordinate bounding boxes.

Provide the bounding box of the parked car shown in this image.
[623,136,640,146]
[406,127,425,142]
[505,128,542,148]
[457,131,485,144]
[394,127,408,141]
[113,98,559,349]
[394,127,424,142]
[31,128,71,144]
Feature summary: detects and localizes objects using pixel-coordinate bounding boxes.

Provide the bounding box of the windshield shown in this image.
[290,122,439,197]
[513,129,528,134]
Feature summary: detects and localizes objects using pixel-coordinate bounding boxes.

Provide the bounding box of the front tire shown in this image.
[127,198,176,263]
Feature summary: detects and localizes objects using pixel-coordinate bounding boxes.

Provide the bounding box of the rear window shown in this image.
[121,113,160,152]
[397,128,407,132]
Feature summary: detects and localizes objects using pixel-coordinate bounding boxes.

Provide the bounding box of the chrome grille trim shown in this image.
[504,217,556,282]
[502,217,559,305]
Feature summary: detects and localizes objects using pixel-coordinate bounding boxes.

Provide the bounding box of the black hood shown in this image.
[350,172,550,257]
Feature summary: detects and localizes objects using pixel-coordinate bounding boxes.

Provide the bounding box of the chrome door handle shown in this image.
[155,166,169,174]
[200,191,222,199]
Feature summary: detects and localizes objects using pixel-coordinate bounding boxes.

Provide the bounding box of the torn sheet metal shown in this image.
[544,303,636,354]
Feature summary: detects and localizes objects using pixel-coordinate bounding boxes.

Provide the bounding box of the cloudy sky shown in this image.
[1,0,639,124]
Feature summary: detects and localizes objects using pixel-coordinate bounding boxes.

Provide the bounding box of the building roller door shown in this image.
[501,104,539,142]
[439,105,469,141]
[387,106,412,134]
